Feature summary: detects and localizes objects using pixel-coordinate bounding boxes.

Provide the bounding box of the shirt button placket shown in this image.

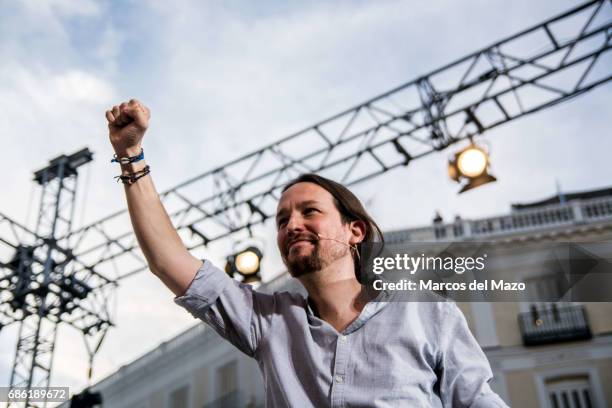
[330,334,350,407]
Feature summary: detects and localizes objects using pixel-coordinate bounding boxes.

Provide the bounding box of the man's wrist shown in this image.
[113,146,143,158]
[120,160,147,174]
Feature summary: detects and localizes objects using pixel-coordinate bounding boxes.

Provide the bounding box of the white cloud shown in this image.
[92,25,123,73]
[26,0,102,19]
[54,70,115,104]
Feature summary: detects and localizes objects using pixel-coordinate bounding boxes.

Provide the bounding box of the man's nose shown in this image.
[285,213,305,234]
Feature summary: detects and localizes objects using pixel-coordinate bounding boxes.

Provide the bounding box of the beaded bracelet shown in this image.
[111,148,144,164]
[114,165,151,185]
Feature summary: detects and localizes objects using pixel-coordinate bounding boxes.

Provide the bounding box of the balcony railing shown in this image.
[385,196,612,243]
[518,304,592,346]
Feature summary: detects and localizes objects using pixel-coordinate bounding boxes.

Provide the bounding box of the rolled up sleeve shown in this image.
[438,302,509,408]
[174,260,258,357]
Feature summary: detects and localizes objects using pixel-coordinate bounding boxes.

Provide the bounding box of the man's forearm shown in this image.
[105,99,201,295]
[120,159,202,296]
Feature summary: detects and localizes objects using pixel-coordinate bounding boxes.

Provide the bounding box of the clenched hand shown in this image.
[105,99,150,157]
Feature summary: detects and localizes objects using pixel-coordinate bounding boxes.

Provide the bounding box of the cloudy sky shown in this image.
[0,0,610,397]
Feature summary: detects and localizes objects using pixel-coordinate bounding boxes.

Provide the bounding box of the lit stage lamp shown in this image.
[448,143,497,193]
[225,246,263,284]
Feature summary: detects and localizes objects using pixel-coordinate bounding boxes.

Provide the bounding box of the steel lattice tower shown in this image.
[2,148,113,408]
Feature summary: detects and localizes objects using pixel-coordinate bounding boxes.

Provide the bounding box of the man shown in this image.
[105,99,509,407]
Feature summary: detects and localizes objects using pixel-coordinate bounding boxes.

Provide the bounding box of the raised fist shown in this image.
[105,99,150,157]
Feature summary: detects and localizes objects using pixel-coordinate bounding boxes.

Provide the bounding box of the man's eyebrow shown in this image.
[300,200,321,207]
[276,200,322,220]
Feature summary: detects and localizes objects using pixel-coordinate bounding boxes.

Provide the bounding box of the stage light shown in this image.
[225,245,263,284]
[457,146,487,177]
[235,247,262,275]
[448,143,497,193]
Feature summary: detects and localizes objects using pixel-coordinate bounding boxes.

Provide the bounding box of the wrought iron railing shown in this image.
[518,304,592,346]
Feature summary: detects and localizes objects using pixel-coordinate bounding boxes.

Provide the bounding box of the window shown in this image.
[216,360,237,397]
[169,385,189,408]
[546,375,592,408]
[524,273,565,304]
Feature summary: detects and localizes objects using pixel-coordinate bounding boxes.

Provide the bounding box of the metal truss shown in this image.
[0,151,114,408]
[58,0,611,284]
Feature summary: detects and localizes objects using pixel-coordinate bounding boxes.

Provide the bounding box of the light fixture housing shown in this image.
[225,245,263,283]
[448,143,497,193]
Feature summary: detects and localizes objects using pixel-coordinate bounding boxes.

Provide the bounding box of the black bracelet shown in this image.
[111,148,144,164]
[114,165,151,185]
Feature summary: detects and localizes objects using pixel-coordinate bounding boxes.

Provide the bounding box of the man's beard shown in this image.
[285,243,323,278]
[283,240,348,278]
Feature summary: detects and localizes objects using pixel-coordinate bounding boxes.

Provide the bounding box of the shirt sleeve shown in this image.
[173,260,265,357]
[437,302,510,408]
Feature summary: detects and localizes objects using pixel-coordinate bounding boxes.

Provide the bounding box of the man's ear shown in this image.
[348,220,366,245]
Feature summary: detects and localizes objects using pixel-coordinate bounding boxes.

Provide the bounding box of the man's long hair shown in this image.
[282,173,384,282]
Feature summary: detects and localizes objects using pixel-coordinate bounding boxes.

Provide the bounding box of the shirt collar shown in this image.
[304,286,393,334]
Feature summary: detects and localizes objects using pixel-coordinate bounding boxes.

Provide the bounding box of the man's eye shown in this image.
[304,208,318,215]
[277,219,287,227]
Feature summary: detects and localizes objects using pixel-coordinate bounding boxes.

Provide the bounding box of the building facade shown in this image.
[67,187,612,408]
